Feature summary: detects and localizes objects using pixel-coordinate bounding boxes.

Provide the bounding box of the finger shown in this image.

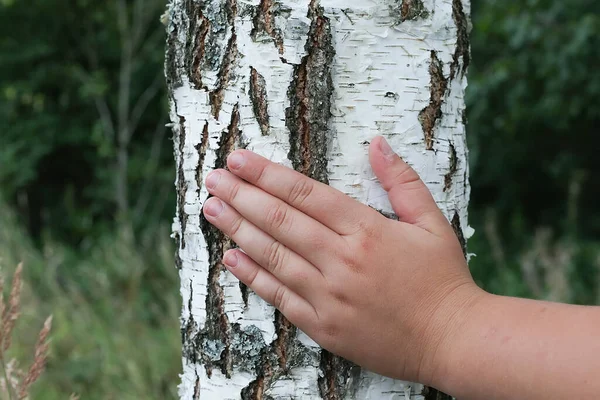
[203,197,325,299]
[222,249,319,328]
[369,136,450,234]
[226,150,373,236]
[205,170,344,267]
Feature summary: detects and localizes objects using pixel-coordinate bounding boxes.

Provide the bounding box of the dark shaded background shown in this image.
[0,0,598,398]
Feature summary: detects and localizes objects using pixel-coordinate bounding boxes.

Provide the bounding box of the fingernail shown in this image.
[205,171,221,189]
[379,137,395,157]
[204,198,224,217]
[223,251,239,268]
[228,152,245,170]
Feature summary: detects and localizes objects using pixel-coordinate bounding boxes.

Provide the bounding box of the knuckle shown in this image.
[264,240,286,274]
[265,203,289,232]
[316,318,340,346]
[327,280,350,304]
[393,165,421,186]
[254,163,269,185]
[272,285,288,311]
[288,178,314,207]
[228,181,242,203]
[228,214,244,238]
[245,264,260,287]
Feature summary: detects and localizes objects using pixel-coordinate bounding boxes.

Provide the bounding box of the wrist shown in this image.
[417,280,489,389]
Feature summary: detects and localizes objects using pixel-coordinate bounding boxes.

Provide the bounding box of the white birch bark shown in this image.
[165,0,472,398]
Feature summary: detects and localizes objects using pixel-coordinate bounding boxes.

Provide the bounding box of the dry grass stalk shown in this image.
[17,316,52,399]
[1,263,22,352]
[0,263,53,400]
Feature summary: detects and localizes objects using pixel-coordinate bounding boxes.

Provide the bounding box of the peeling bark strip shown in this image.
[286,2,335,184]
[450,0,470,80]
[249,67,270,136]
[419,51,449,151]
[252,0,285,54]
[444,143,458,192]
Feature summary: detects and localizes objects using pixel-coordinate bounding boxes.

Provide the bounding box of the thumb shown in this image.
[369,136,448,233]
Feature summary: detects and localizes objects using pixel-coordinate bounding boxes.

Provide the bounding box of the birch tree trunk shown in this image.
[165,0,471,398]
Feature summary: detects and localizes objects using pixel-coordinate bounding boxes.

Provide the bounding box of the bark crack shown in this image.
[285,1,335,184]
[451,211,467,258]
[250,67,270,136]
[190,11,210,90]
[419,51,448,151]
[177,115,189,248]
[252,0,285,54]
[197,104,243,378]
[318,350,360,399]
[449,0,470,80]
[195,122,210,196]
[210,32,238,119]
[443,143,458,192]
[392,0,429,24]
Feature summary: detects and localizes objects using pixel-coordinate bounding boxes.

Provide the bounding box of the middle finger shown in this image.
[205,169,342,268]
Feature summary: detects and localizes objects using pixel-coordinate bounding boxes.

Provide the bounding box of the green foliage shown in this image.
[467,0,600,303]
[0,0,172,244]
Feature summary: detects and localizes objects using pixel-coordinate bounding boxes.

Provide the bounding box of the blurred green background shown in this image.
[0,0,598,398]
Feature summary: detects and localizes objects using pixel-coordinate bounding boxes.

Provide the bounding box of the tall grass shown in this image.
[0,202,181,399]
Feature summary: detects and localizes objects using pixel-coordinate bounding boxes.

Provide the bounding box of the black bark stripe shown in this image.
[419,51,448,151]
[285,1,335,184]
[450,0,470,80]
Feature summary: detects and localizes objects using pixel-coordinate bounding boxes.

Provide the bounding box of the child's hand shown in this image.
[202,136,481,384]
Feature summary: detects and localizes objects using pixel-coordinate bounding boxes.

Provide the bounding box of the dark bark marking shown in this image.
[190,10,210,90]
[210,32,238,119]
[174,232,183,270]
[451,211,468,258]
[197,105,242,378]
[252,0,285,54]
[166,20,182,89]
[182,280,201,367]
[285,1,335,184]
[250,67,270,136]
[272,310,296,372]
[195,122,210,197]
[240,281,250,309]
[392,0,429,24]
[449,0,470,80]
[193,369,201,400]
[419,51,448,151]
[318,350,360,400]
[443,143,458,192]
[177,115,189,248]
[422,386,453,400]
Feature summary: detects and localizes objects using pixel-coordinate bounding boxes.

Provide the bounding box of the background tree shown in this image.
[167,0,470,397]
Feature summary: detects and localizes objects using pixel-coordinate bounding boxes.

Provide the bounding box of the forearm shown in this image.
[434,291,600,400]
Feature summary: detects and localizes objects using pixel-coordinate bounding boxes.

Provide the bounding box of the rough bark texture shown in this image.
[166,0,472,398]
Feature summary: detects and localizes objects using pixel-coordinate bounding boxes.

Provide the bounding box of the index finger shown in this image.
[226,150,371,236]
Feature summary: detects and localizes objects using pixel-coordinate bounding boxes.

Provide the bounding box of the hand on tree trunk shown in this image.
[202,135,480,386]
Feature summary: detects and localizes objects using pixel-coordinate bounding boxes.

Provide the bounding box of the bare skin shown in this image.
[202,136,600,400]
